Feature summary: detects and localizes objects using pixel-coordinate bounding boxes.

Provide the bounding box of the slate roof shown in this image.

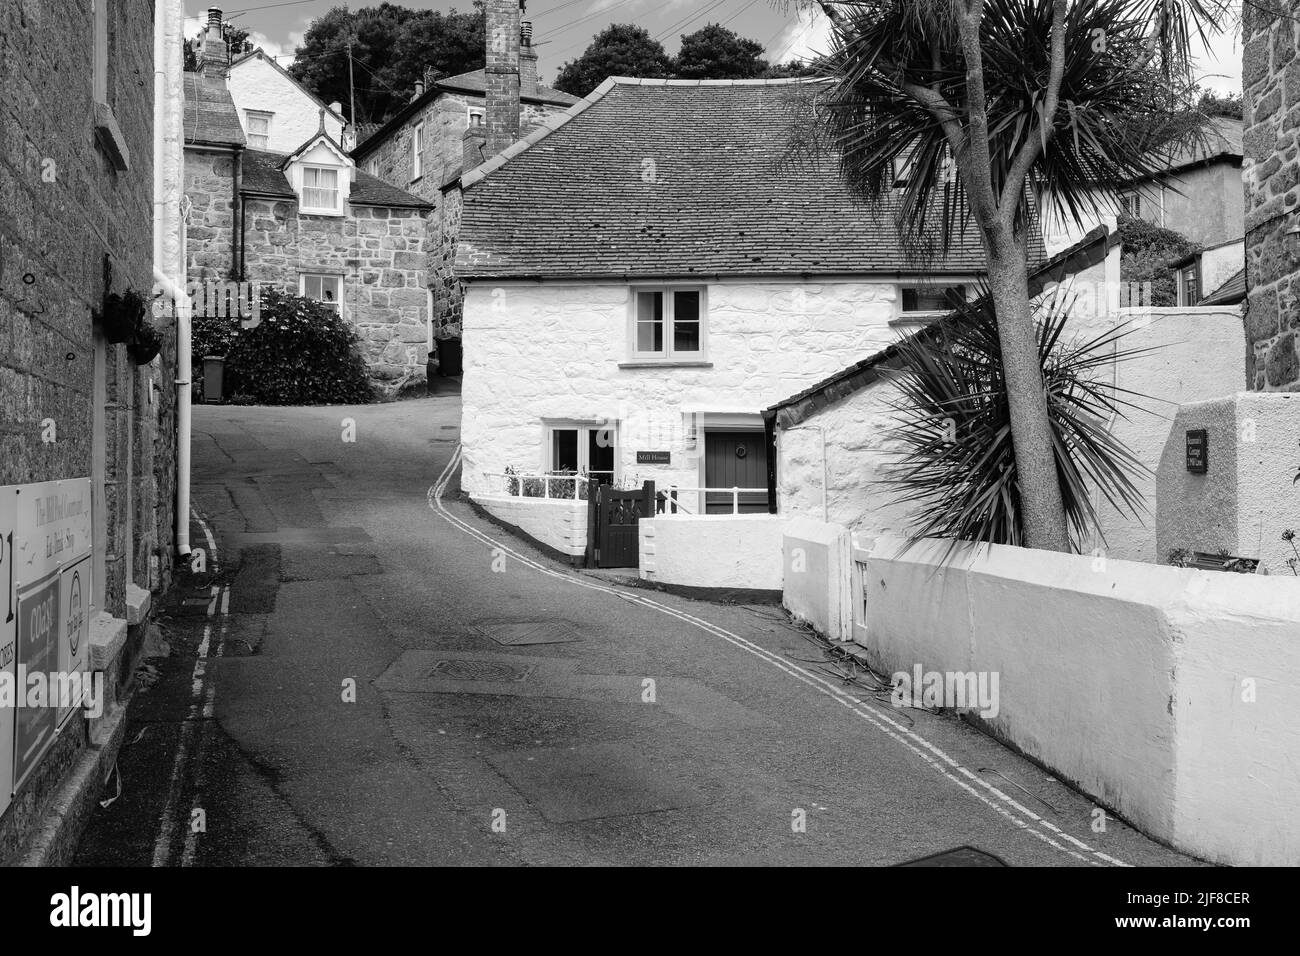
[240,149,432,209]
[351,70,579,160]
[763,226,1115,429]
[455,78,1009,280]
[437,69,578,108]
[183,73,246,147]
[1200,267,1246,305]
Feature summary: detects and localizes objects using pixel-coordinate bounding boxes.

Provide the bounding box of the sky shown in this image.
[186,0,1244,93]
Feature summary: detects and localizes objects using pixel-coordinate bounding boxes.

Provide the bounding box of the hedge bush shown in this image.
[1117,214,1201,307]
[191,287,374,405]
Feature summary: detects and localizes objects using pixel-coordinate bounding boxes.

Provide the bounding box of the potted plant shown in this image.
[99,289,147,344]
[128,320,162,365]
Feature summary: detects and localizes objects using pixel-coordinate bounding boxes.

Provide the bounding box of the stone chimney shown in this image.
[484,0,522,156]
[520,20,538,98]
[412,79,424,101]
[200,8,228,79]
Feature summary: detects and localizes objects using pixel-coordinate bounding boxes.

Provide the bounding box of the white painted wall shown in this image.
[460,280,908,499]
[781,518,854,640]
[473,495,588,558]
[850,533,1300,866]
[1157,391,1300,572]
[227,53,345,153]
[1199,239,1244,298]
[639,514,786,591]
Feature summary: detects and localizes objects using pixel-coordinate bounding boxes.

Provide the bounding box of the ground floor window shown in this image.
[546,422,616,486]
[300,273,341,313]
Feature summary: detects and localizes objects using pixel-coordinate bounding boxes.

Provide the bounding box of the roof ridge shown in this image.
[608,76,828,87]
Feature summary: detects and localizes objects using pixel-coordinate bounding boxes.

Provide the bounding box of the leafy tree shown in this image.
[381,6,485,100]
[289,3,485,125]
[673,23,769,79]
[763,58,823,78]
[799,0,1231,552]
[553,24,673,97]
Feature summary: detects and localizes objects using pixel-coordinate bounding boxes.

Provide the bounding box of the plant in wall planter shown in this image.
[128,320,162,365]
[98,289,148,344]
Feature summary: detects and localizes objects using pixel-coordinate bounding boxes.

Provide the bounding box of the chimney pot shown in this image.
[413,80,424,101]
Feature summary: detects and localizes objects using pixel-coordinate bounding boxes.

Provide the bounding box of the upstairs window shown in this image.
[412,121,425,181]
[300,274,341,313]
[245,110,273,149]
[630,288,705,361]
[1119,190,1142,218]
[300,165,340,214]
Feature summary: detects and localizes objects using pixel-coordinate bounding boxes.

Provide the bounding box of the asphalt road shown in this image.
[73,395,1200,867]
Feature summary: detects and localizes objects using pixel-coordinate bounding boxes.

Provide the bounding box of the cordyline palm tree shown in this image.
[795,0,1232,552]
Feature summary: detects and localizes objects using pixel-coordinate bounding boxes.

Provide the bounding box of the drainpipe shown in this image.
[154,0,192,559]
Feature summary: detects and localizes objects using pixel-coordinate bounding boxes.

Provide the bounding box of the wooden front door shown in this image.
[593,482,654,568]
[704,431,768,514]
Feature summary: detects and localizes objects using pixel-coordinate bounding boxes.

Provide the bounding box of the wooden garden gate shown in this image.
[587,481,655,568]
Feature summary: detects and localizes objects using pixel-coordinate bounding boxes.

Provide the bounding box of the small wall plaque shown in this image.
[1185,429,1208,474]
[636,451,671,465]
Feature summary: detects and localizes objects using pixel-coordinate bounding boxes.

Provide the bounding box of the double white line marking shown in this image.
[429,443,1129,867]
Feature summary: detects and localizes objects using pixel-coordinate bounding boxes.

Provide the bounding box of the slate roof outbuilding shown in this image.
[1200,267,1246,305]
[183,73,246,147]
[455,78,1007,280]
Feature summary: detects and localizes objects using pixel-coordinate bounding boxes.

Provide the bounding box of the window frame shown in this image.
[244,109,273,150]
[299,163,343,216]
[1177,261,1201,307]
[299,273,343,315]
[895,283,970,326]
[412,121,425,181]
[543,420,619,487]
[626,285,708,363]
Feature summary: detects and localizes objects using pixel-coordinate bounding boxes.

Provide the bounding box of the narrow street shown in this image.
[73,396,1198,867]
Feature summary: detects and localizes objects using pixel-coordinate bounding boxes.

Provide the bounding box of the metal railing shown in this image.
[657,486,768,516]
[484,471,591,500]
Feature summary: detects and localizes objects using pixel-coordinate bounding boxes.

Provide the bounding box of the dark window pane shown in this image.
[673,290,700,352]
[553,429,578,471]
[588,428,615,484]
[902,286,965,313]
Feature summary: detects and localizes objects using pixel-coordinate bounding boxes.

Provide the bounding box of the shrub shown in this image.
[191,287,373,405]
[885,288,1152,555]
[1117,214,1201,307]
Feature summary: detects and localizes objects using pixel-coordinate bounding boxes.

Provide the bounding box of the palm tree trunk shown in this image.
[984,228,1071,552]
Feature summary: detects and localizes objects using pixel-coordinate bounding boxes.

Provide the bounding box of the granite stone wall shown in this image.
[1243,2,1300,390]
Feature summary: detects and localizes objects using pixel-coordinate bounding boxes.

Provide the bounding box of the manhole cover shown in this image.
[427,659,535,682]
[476,620,581,646]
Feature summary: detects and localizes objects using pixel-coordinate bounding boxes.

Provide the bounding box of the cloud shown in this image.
[766,8,832,64]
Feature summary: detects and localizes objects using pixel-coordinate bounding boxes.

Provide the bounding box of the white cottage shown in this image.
[453,77,1016,567]
[227,47,349,152]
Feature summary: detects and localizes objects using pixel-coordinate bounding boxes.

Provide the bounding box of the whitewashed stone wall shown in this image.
[227,54,345,153]
[460,280,903,499]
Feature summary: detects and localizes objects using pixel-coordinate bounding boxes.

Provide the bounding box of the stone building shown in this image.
[350,1,578,340]
[0,0,187,863]
[184,9,433,395]
[1243,3,1300,391]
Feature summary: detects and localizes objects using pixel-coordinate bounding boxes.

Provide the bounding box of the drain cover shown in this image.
[476,620,581,646]
[427,659,535,682]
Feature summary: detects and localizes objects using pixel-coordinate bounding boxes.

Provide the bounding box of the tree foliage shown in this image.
[675,23,769,79]
[288,3,485,125]
[885,290,1151,553]
[553,24,673,97]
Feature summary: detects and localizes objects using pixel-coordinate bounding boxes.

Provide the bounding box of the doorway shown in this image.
[703,431,768,514]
